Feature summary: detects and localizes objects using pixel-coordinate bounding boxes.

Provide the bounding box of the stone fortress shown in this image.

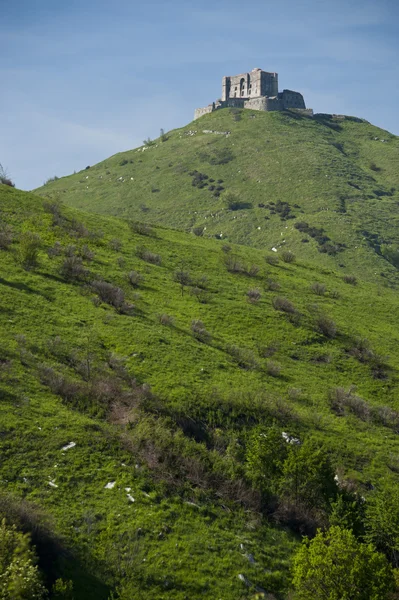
[194,68,313,120]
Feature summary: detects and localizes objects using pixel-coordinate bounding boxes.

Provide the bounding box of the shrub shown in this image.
[44,175,59,184]
[224,254,244,273]
[247,288,261,303]
[158,313,174,326]
[246,264,260,277]
[226,345,258,370]
[343,274,358,285]
[91,280,133,313]
[0,223,13,250]
[69,219,89,238]
[40,366,83,403]
[19,232,41,270]
[258,343,279,358]
[272,296,296,313]
[281,250,296,263]
[315,314,337,338]
[60,256,89,282]
[79,244,95,262]
[136,245,162,265]
[47,241,62,258]
[221,244,232,253]
[266,360,281,377]
[311,282,326,295]
[109,238,122,252]
[191,319,212,344]
[223,191,252,211]
[129,221,154,237]
[192,226,204,237]
[190,286,210,304]
[127,270,144,287]
[328,387,370,420]
[265,278,280,291]
[265,254,279,266]
[119,159,129,166]
[64,244,76,257]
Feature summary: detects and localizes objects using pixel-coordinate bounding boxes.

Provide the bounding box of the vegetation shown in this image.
[2,107,399,598]
[292,526,395,600]
[34,109,399,285]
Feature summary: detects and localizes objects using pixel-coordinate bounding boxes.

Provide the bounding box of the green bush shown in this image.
[19,232,41,270]
[292,526,395,600]
[0,518,46,599]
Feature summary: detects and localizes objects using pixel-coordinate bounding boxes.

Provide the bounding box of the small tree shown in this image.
[0,519,46,599]
[245,425,288,496]
[160,128,168,142]
[280,438,337,512]
[0,163,15,187]
[173,267,191,296]
[292,526,395,600]
[365,486,399,568]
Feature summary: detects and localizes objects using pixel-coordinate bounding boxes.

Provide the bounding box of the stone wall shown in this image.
[194,103,215,120]
[280,90,306,110]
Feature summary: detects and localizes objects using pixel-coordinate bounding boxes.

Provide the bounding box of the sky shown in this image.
[1,0,398,190]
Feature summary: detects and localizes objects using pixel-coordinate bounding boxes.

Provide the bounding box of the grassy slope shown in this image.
[35,109,399,284]
[1,185,399,598]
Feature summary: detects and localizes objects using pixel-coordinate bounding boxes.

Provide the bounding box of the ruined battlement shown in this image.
[194,68,312,120]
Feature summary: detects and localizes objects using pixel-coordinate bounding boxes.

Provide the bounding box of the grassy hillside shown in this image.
[1,184,399,598]
[35,109,399,284]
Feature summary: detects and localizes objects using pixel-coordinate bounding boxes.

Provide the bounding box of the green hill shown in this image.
[35,109,399,285]
[1,184,399,598]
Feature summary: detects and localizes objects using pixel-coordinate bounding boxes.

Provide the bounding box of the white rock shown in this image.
[105,481,116,489]
[48,481,58,488]
[125,487,131,492]
[61,442,76,451]
[127,494,135,503]
[271,247,277,252]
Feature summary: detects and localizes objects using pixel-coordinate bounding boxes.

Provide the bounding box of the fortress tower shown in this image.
[222,69,278,101]
[194,68,312,120]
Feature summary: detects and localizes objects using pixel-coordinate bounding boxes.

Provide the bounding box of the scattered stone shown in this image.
[105,481,116,489]
[61,441,76,451]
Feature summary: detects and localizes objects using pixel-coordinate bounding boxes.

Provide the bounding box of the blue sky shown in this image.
[1,0,398,190]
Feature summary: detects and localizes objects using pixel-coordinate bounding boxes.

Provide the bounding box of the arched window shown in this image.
[240,78,245,97]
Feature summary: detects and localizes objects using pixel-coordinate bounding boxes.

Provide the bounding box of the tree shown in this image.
[279,438,337,512]
[245,424,288,496]
[0,518,46,599]
[365,486,399,568]
[329,490,366,540]
[292,526,395,600]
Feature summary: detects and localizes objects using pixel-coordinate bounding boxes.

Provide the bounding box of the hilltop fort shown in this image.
[194,68,313,119]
